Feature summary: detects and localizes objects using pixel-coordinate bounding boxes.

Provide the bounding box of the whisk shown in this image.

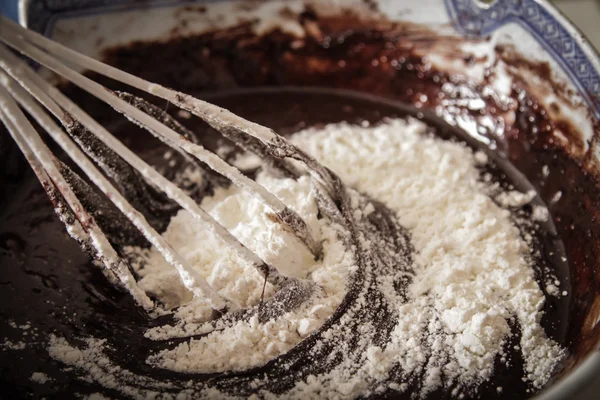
[0,16,347,315]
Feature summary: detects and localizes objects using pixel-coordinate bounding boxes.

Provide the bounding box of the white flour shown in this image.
[290,119,564,393]
[1,340,26,350]
[126,174,324,311]
[45,118,565,399]
[126,173,355,372]
[30,372,51,384]
[48,335,177,398]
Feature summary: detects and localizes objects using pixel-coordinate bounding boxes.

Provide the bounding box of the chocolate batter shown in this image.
[1,8,598,400]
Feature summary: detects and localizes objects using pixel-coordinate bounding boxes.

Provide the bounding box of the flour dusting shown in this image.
[43,118,565,399]
[30,372,51,384]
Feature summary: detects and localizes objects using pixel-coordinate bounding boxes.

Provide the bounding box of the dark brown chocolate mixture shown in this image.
[1,7,599,400]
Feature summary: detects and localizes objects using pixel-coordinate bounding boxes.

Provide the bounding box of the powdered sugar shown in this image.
[289,118,564,394]
[1,340,26,350]
[127,174,322,311]
[44,118,565,398]
[125,172,355,371]
[145,214,353,373]
[48,335,177,398]
[532,205,550,222]
[495,189,537,208]
[30,372,51,384]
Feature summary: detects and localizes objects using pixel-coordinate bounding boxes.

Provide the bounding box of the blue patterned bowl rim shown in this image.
[445,0,600,119]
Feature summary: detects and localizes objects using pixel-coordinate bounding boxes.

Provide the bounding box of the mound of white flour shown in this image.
[127,174,324,310]
[289,118,564,396]
[46,118,564,398]
[127,173,356,371]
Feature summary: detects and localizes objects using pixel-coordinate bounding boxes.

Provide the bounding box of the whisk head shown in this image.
[0,16,346,317]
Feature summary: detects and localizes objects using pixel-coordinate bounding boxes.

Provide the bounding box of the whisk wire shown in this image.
[0,15,337,198]
[0,18,321,258]
[0,67,236,311]
[0,40,286,288]
[0,17,330,314]
[0,84,156,310]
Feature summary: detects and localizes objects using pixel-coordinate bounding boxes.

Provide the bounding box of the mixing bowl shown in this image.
[1,0,599,399]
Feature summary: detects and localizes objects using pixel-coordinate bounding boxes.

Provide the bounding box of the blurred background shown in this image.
[553,0,600,51]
